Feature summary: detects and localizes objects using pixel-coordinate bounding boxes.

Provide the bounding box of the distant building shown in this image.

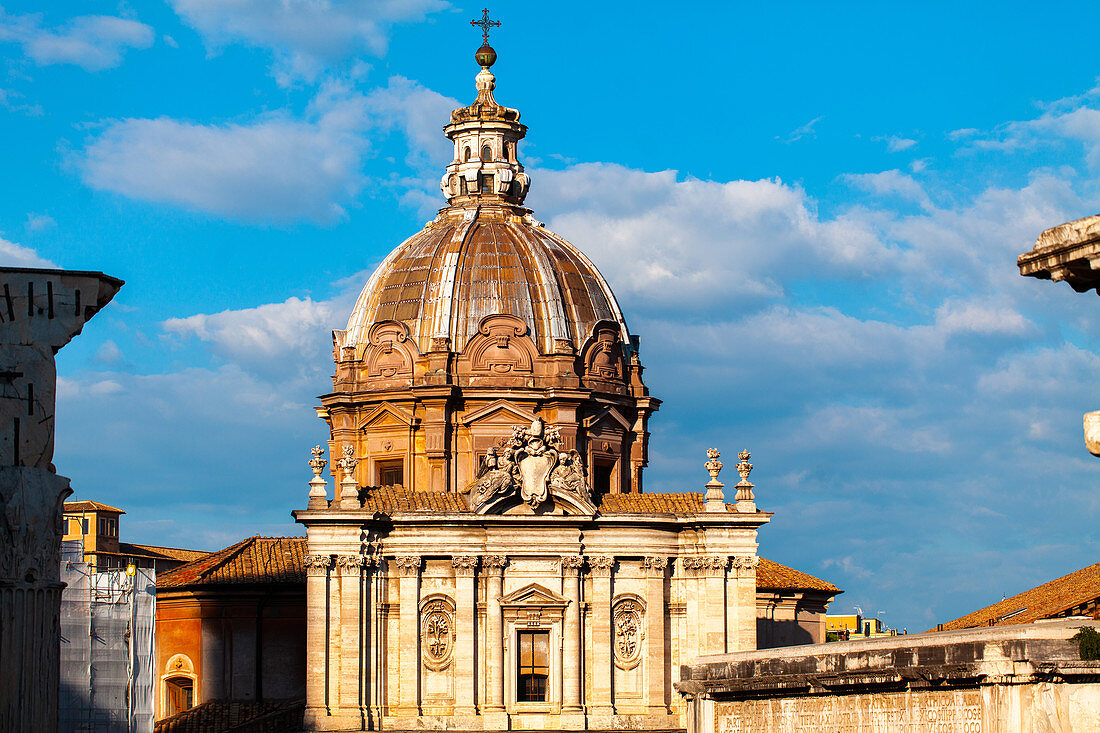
[757,559,842,647]
[62,499,208,573]
[826,613,898,640]
[936,561,1100,631]
[154,536,307,721]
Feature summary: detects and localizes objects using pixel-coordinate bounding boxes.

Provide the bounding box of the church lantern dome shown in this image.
[339,44,633,360]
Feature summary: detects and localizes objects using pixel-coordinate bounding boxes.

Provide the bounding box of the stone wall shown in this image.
[678,619,1100,733]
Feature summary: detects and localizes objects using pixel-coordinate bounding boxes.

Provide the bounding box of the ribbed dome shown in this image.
[340,206,632,355]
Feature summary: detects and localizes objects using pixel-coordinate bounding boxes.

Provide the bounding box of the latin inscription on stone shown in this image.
[716,690,982,733]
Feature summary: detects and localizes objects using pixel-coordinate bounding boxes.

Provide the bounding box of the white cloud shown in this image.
[169,0,448,82]
[843,169,932,210]
[876,135,918,152]
[779,115,823,143]
[163,295,344,380]
[934,297,1033,337]
[0,11,153,71]
[24,212,55,232]
[0,236,55,267]
[531,164,895,310]
[78,76,453,223]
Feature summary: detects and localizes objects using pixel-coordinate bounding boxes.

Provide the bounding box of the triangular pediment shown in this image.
[359,402,415,429]
[461,399,536,426]
[498,582,570,608]
[582,405,631,431]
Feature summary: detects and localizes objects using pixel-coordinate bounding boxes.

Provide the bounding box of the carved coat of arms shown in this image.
[470,418,594,513]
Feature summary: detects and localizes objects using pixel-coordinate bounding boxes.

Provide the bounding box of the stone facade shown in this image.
[297,507,767,731]
[0,267,121,733]
[678,619,1100,733]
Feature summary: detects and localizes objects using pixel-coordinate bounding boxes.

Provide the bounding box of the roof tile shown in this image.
[938,561,1100,630]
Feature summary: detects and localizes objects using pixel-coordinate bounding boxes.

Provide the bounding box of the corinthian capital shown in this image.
[589,555,615,576]
[304,554,334,575]
[393,555,422,576]
[560,555,585,574]
[452,555,479,576]
[336,554,365,573]
[642,556,669,573]
[482,554,509,570]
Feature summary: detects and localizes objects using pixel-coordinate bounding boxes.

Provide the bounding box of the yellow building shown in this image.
[62,499,207,573]
[826,613,897,640]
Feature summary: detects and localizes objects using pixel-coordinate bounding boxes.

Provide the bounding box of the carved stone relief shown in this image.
[421,597,456,671]
[364,321,416,379]
[463,315,536,374]
[583,323,625,381]
[469,417,595,514]
[613,597,645,670]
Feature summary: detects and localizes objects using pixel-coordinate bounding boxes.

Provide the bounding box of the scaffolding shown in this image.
[60,541,155,733]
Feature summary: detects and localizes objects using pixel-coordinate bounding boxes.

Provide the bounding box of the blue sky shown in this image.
[4,1,1100,633]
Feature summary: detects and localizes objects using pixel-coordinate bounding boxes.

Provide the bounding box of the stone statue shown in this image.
[470,418,595,514]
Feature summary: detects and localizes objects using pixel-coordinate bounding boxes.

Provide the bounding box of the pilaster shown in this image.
[703,556,729,655]
[394,555,422,719]
[482,554,509,730]
[642,556,669,714]
[452,555,479,719]
[588,555,615,719]
[304,554,334,726]
[731,555,759,650]
[560,555,585,728]
[336,554,365,727]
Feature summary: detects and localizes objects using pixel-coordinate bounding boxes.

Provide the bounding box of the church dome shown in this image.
[340,208,631,355]
[339,50,632,357]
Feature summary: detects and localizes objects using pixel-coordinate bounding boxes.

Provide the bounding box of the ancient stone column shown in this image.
[304,554,334,725]
[589,555,615,719]
[0,267,121,733]
[482,555,508,729]
[452,555,479,719]
[394,555,422,719]
[704,556,729,654]
[643,556,669,715]
[337,554,365,726]
[560,555,585,727]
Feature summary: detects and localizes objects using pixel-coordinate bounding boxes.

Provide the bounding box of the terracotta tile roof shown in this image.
[354,487,733,515]
[362,486,470,512]
[153,699,303,733]
[937,561,1100,631]
[157,536,306,589]
[63,500,125,514]
[597,491,737,514]
[158,534,838,596]
[117,542,210,564]
[757,557,841,594]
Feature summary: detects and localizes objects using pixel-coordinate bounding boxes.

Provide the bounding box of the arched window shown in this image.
[482,144,492,162]
[165,676,193,716]
[463,147,472,162]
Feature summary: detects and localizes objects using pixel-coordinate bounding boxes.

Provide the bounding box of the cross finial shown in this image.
[471,8,501,44]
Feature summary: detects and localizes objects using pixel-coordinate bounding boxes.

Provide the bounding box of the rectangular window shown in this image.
[517,630,549,702]
[82,518,88,534]
[376,459,403,487]
[593,461,614,496]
